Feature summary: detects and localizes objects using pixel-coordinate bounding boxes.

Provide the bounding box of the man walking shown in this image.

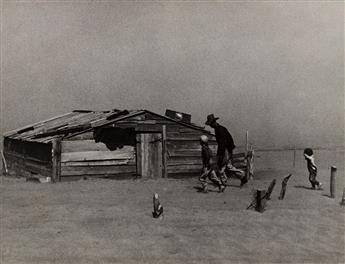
[205,114,248,187]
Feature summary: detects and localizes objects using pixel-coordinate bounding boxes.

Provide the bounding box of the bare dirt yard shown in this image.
[1,167,344,264]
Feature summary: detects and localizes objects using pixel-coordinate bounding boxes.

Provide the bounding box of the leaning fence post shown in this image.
[279,174,292,200]
[330,166,337,198]
[266,179,276,200]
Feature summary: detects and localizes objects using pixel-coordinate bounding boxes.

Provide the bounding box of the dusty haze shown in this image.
[1,1,344,148]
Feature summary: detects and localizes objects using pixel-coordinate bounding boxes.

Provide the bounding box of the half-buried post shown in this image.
[255,189,267,213]
[330,166,337,198]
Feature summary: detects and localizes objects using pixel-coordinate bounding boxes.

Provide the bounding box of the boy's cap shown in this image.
[200,135,208,143]
[304,148,313,156]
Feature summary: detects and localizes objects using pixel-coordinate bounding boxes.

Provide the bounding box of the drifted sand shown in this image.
[0,167,344,264]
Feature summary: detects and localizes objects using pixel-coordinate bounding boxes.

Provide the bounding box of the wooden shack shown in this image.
[2,109,250,182]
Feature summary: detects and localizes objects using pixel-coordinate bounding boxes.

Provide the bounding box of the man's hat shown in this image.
[205,114,219,125]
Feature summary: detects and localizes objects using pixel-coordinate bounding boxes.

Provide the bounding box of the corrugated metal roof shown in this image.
[4,109,211,142]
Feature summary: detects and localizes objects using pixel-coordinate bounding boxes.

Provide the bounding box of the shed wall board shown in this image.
[136,133,163,179]
[3,138,52,178]
[4,152,52,177]
[66,132,94,141]
[3,110,249,181]
[165,123,211,175]
[60,139,136,178]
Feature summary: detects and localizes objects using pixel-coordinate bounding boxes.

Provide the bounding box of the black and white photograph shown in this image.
[0,1,344,263]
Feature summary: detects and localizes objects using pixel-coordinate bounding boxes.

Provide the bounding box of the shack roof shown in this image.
[4,109,212,143]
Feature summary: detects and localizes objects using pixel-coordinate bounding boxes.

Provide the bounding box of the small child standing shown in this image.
[199,135,226,193]
[303,148,322,190]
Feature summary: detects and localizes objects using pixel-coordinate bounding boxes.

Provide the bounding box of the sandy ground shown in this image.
[0,166,344,264]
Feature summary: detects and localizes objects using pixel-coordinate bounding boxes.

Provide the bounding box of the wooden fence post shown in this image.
[330,166,337,198]
[279,174,292,200]
[340,188,345,206]
[266,179,276,200]
[245,154,250,180]
[1,151,8,175]
[162,125,167,178]
[255,189,266,213]
[52,138,61,183]
[245,131,249,154]
[246,150,254,180]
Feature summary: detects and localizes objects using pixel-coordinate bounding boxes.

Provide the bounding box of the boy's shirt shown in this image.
[201,144,213,169]
[304,154,317,173]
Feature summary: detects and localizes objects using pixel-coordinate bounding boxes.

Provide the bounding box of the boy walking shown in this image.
[199,135,226,193]
[303,148,322,190]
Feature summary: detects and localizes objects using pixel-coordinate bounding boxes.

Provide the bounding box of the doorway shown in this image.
[136,133,163,179]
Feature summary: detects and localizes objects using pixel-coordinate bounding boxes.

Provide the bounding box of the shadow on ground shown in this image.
[294,185,314,190]
[193,186,219,193]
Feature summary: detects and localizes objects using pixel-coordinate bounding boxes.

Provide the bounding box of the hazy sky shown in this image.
[1,1,344,148]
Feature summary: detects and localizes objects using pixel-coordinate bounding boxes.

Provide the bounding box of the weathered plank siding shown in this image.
[3,110,250,182]
[113,113,214,177]
[165,124,215,176]
[64,132,94,141]
[120,113,215,177]
[136,133,163,179]
[165,124,248,176]
[60,139,136,180]
[3,138,52,178]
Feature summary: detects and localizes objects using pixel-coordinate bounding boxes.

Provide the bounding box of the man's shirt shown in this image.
[214,124,235,156]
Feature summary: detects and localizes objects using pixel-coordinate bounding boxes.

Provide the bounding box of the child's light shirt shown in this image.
[304,154,317,173]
